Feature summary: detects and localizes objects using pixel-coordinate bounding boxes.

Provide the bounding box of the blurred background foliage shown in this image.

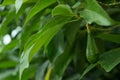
[0,0,120,80]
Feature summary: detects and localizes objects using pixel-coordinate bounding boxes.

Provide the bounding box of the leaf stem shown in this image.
[86,24,90,33]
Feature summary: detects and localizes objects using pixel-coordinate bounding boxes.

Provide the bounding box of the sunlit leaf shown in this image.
[24,0,57,26]
[19,16,71,80]
[1,0,120,80]
[80,0,116,26]
[0,0,15,6]
[52,4,74,17]
[15,0,23,13]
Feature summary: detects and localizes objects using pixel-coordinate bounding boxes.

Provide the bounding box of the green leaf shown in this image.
[23,0,37,3]
[19,16,71,80]
[52,48,74,78]
[22,64,37,80]
[0,69,18,80]
[51,40,77,80]
[72,1,81,9]
[0,10,8,16]
[0,0,15,6]
[80,0,116,26]
[0,60,17,68]
[1,39,19,53]
[36,61,49,80]
[20,14,41,50]
[24,0,57,26]
[49,21,80,79]
[96,33,120,44]
[15,0,23,13]
[0,9,15,36]
[64,21,80,45]
[86,25,99,63]
[79,63,98,80]
[46,30,65,62]
[52,4,74,17]
[0,0,36,6]
[98,48,120,72]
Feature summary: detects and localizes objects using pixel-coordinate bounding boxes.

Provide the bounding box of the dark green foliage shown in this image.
[0,0,120,80]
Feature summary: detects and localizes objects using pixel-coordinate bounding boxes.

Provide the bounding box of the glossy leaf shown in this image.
[19,16,71,80]
[47,21,80,79]
[15,0,23,13]
[1,0,120,80]
[52,4,74,17]
[24,0,57,26]
[51,40,77,80]
[98,48,120,72]
[86,25,99,63]
[21,14,41,50]
[80,0,116,26]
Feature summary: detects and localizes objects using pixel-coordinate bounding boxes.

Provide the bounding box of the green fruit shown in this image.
[86,24,99,63]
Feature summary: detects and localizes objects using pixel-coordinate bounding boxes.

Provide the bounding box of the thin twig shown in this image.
[98,1,120,7]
